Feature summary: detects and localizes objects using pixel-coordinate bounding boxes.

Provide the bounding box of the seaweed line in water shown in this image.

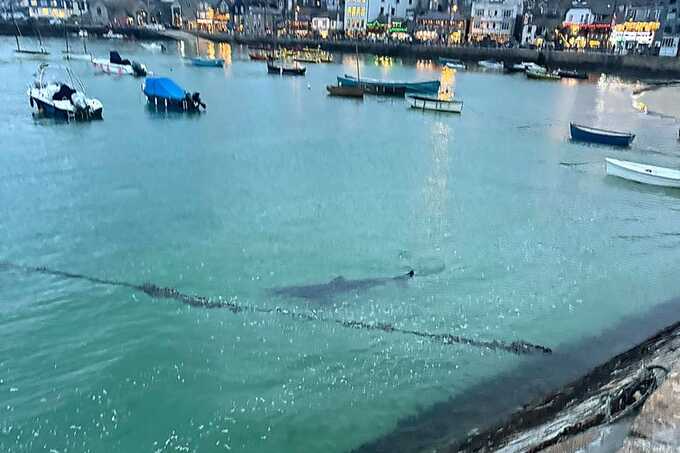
[0,261,552,356]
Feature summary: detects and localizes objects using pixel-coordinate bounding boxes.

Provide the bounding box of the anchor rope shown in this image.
[0,261,552,356]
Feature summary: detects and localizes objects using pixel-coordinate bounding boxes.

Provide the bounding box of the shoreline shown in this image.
[352,297,680,452]
[3,20,680,78]
[200,32,680,79]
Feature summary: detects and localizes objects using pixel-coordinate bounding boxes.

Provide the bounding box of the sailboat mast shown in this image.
[355,42,360,82]
[10,2,21,51]
[65,24,70,55]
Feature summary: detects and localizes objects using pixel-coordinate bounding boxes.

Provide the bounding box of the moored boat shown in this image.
[142,76,206,112]
[605,158,680,188]
[557,69,588,79]
[267,60,306,76]
[408,94,463,113]
[190,56,224,67]
[478,59,503,70]
[439,57,466,70]
[93,51,147,76]
[336,74,440,96]
[103,30,124,39]
[570,123,635,147]
[28,63,103,121]
[140,42,165,52]
[326,84,364,98]
[526,68,560,80]
[249,51,273,61]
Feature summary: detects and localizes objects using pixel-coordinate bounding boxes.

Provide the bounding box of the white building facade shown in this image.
[367,0,413,21]
[344,0,367,34]
[563,7,594,25]
[469,0,522,43]
[20,0,89,20]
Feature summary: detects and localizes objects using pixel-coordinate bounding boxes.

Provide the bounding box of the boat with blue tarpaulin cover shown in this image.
[142,77,206,112]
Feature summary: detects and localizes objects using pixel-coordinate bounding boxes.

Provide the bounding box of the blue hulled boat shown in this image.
[190,57,224,67]
[142,77,206,112]
[570,123,635,147]
[336,74,440,96]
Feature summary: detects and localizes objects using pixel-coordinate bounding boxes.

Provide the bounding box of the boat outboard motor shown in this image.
[191,92,206,110]
[131,62,148,77]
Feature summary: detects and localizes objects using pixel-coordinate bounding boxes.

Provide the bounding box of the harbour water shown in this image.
[2,37,680,452]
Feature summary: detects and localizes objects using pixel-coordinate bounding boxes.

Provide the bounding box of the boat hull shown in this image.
[29,95,103,121]
[408,96,462,113]
[557,69,588,79]
[191,58,224,67]
[92,59,134,75]
[267,63,306,76]
[570,123,635,147]
[606,158,680,188]
[336,75,439,96]
[326,85,364,98]
[526,70,560,80]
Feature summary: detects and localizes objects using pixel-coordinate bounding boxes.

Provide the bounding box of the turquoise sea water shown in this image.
[1,36,680,452]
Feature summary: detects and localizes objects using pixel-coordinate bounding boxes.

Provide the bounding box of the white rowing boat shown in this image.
[408,94,463,113]
[605,158,680,188]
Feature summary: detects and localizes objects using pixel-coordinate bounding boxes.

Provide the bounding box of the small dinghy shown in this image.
[408,94,463,113]
[478,59,503,70]
[142,76,206,112]
[526,68,560,80]
[326,84,364,98]
[93,51,147,76]
[439,57,466,70]
[190,56,224,67]
[570,123,635,147]
[28,63,103,121]
[557,69,588,79]
[140,42,165,52]
[605,158,680,188]
[267,60,306,76]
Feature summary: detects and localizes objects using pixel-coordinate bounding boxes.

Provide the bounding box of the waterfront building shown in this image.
[193,1,231,32]
[88,0,150,26]
[610,19,660,54]
[413,11,467,44]
[17,0,88,20]
[468,0,523,44]
[343,0,367,34]
[557,5,614,50]
[620,1,680,56]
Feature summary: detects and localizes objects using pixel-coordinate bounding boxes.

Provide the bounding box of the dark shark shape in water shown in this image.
[269,265,445,301]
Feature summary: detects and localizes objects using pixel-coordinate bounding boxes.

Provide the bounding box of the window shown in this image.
[96,5,101,15]
[380,5,384,14]
[391,6,394,15]
[665,25,672,33]
[409,0,412,5]
[503,9,511,17]
[494,9,498,16]
[475,8,484,16]
[568,14,573,21]
[502,21,509,29]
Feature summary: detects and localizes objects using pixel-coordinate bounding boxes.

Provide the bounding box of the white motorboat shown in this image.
[92,51,147,76]
[512,62,545,72]
[140,42,165,52]
[408,94,463,113]
[478,59,503,70]
[27,63,103,121]
[445,61,466,70]
[605,158,680,188]
[103,30,124,39]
